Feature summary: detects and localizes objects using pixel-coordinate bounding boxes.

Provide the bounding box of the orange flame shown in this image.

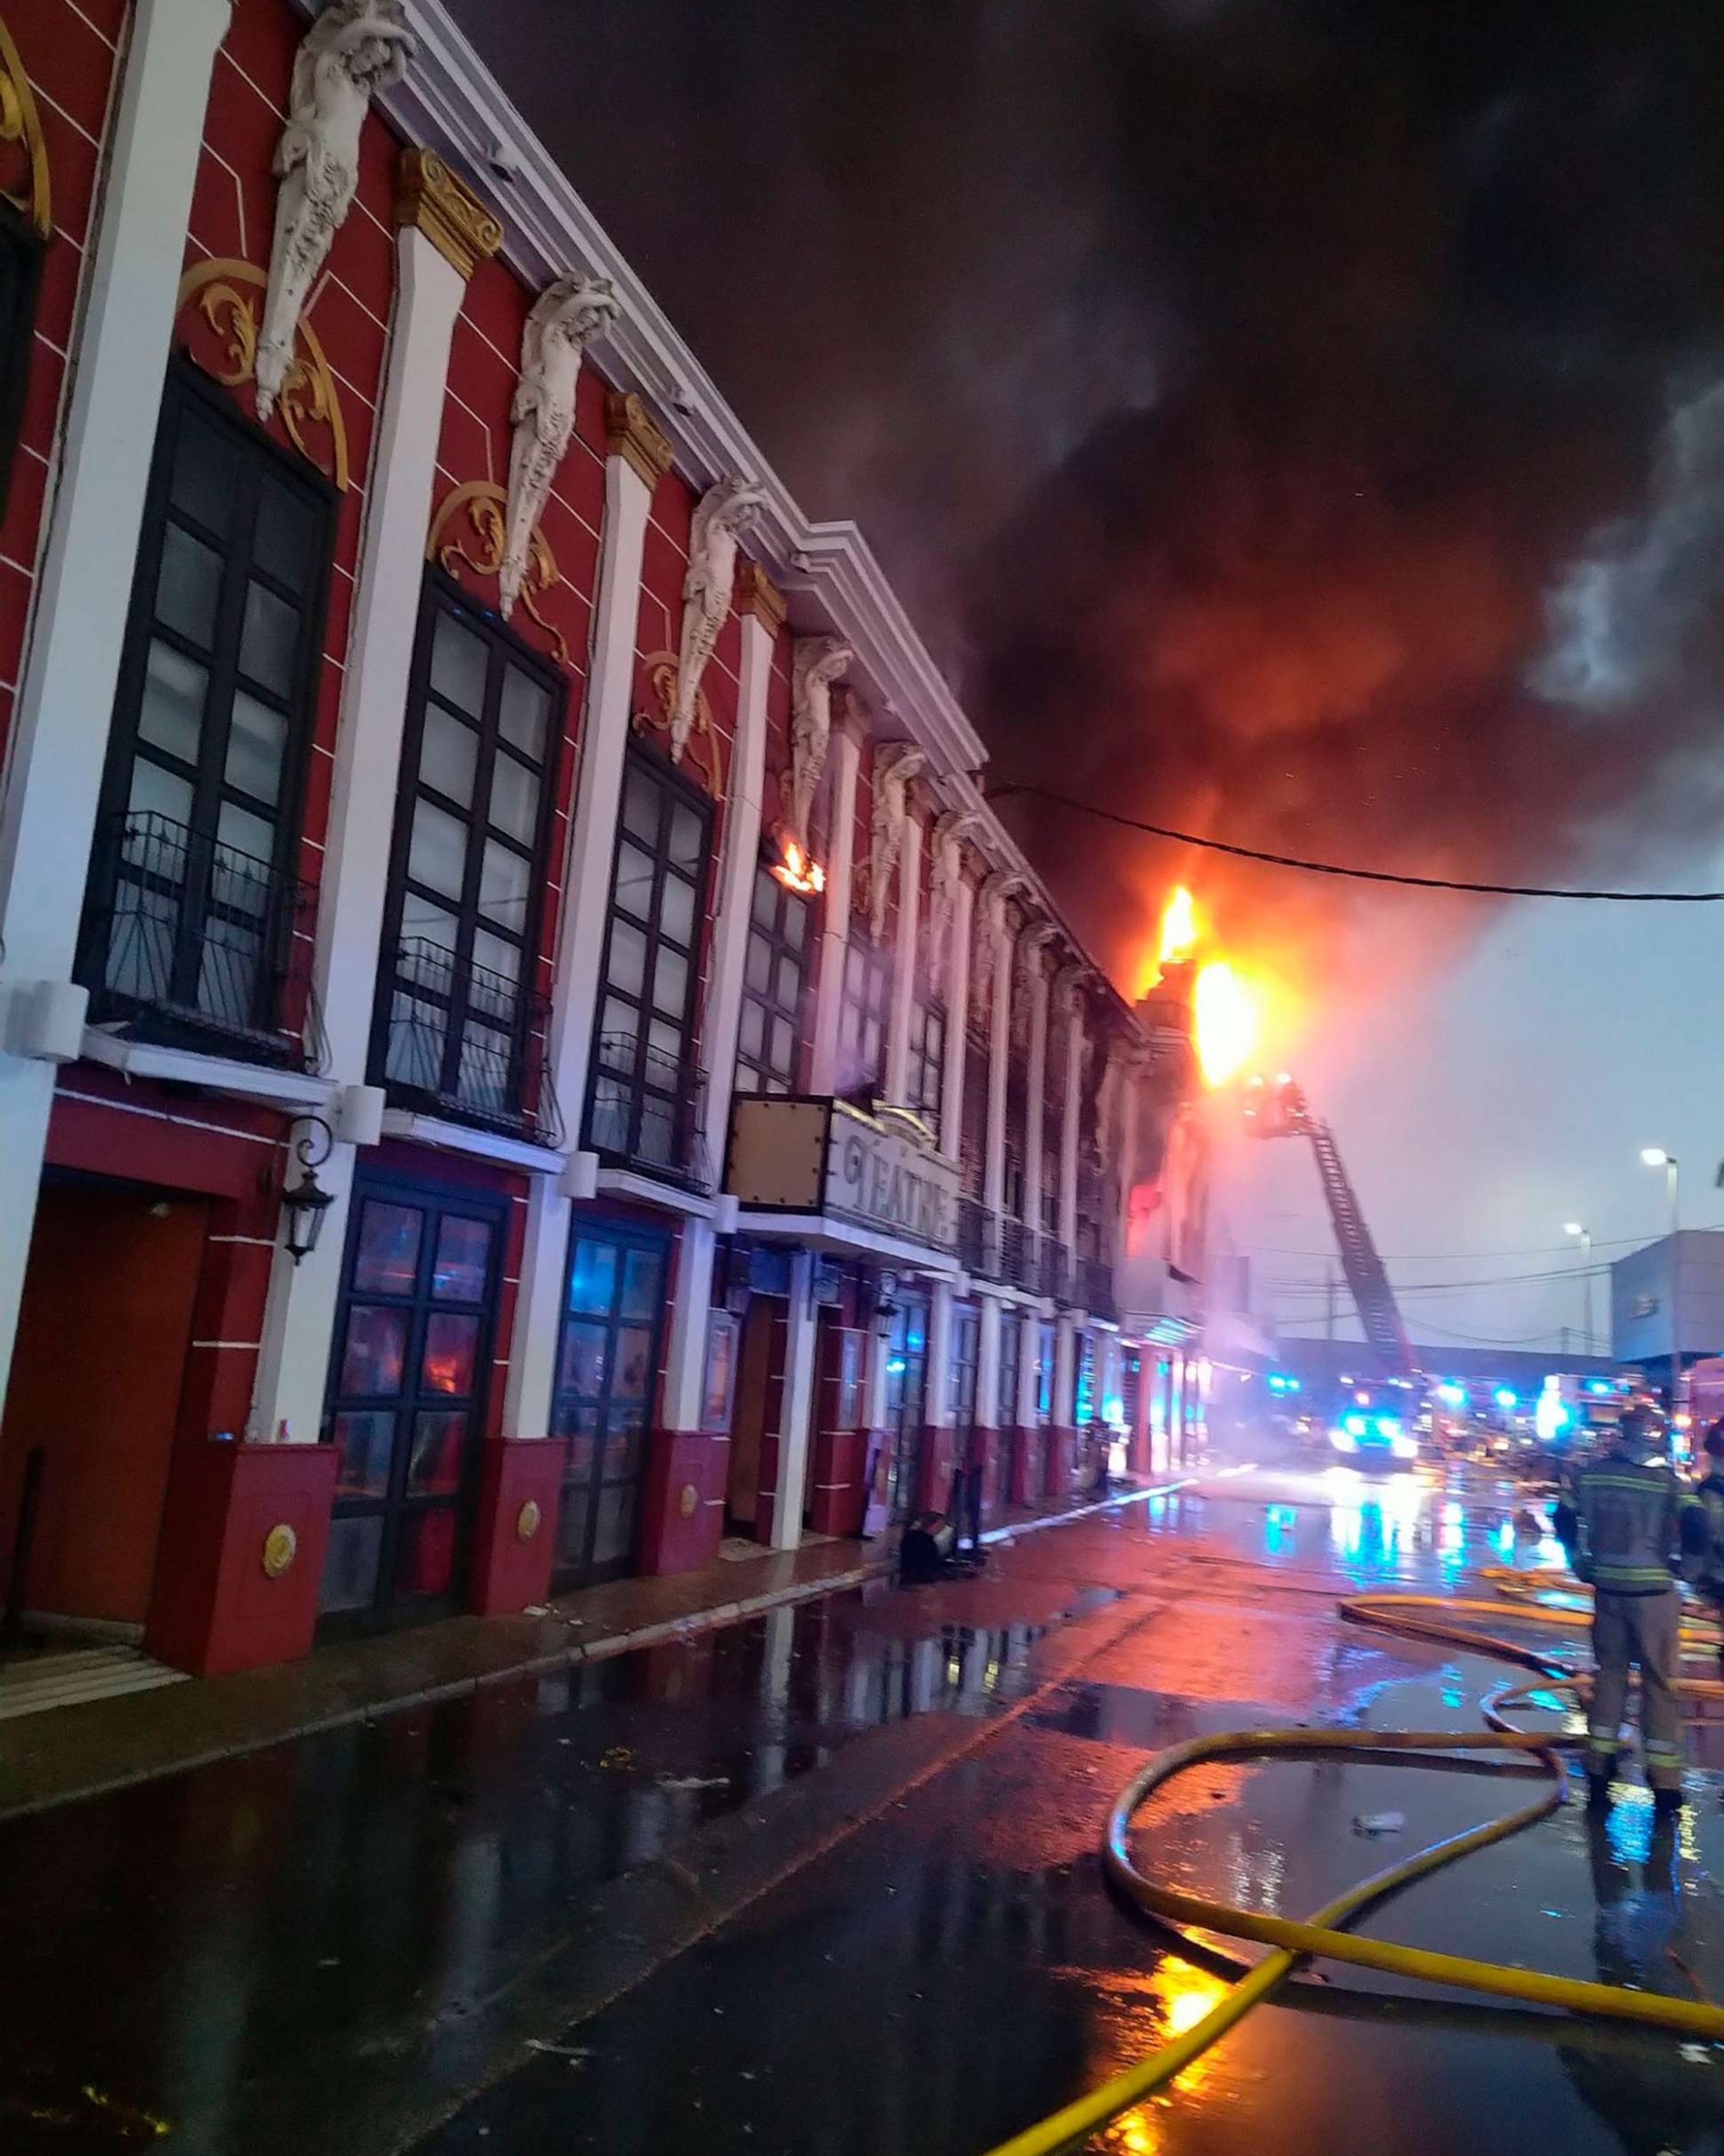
[1193,958,1259,1087]
[1158,885,1199,969]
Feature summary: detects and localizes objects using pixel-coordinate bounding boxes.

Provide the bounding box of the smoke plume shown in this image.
[453,0,1724,1009]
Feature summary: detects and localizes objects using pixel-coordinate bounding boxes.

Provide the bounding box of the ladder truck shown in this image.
[1243,1074,1416,1382]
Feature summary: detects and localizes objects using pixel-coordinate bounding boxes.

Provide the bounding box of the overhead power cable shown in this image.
[984,783,1724,901]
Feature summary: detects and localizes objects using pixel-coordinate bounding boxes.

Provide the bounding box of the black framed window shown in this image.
[905,996,945,1122]
[0,195,44,520]
[79,359,334,1059]
[735,863,810,1096]
[838,934,891,1096]
[587,747,712,1176]
[374,572,564,1134]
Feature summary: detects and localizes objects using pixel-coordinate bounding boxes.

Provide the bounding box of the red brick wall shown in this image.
[0,0,129,771]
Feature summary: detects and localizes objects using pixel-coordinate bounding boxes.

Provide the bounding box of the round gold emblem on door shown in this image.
[261,1524,298,1578]
[516,1498,543,1543]
[678,1482,699,1519]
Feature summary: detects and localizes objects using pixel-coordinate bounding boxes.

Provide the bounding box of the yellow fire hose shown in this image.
[980,1582,1724,2156]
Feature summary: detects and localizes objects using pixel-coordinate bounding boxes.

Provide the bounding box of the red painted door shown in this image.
[0,1179,207,1628]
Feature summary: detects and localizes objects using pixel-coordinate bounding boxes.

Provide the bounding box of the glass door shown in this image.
[319,1178,502,1630]
[551,1223,671,1588]
[885,1297,929,1522]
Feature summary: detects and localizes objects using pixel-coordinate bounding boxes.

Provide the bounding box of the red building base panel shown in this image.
[1043,1427,1076,1503]
[639,1428,727,1575]
[469,1435,564,1616]
[915,1423,961,1515]
[146,1439,338,1677]
[808,1426,869,1538]
[1003,1426,1038,1506]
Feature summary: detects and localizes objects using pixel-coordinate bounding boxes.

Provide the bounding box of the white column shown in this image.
[926,1277,956,1432]
[808,719,861,1096]
[984,912,1013,1221]
[1060,983,1083,1270]
[659,1218,716,1434]
[1115,1054,1140,1267]
[1016,1311,1043,1430]
[697,567,778,1171]
[504,397,670,1439]
[976,1294,1001,1432]
[884,808,923,1105]
[938,870,973,1159]
[0,0,232,1416]
[1022,945,1049,1247]
[1055,1310,1078,1428]
[770,1249,818,1550]
[250,178,482,1444]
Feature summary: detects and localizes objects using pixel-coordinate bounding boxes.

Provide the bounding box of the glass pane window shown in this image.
[81,361,333,1046]
[735,866,810,1098]
[907,997,946,1124]
[838,934,891,1096]
[374,574,564,1132]
[584,748,711,1178]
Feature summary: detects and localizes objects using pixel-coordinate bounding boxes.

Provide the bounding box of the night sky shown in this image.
[451,0,1724,1355]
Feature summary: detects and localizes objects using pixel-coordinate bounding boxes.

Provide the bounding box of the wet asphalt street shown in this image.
[8,1448,1724,2155]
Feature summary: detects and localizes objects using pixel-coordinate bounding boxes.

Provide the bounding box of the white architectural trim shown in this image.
[808,721,860,1096]
[926,1277,956,1431]
[730,1209,962,1278]
[660,1216,716,1432]
[1022,940,1050,1247]
[697,606,773,1171]
[250,214,472,1449]
[769,1249,817,1550]
[1060,986,1083,1260]
[884,808,923,1105]
[378,1109,563,1176]
[983,904,1013,1220]
[592,1166,717,1219]
[0,0,234,1418]
[976,1293,1001,1433]
[939,870,973,1159]
[77,1031,339,1114]
[504,441,656,1441]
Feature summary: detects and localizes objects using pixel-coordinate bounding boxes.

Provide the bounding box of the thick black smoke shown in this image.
[453,0,1724,989]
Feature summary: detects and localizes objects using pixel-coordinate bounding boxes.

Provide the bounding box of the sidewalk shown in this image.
[0,1471,1196,1824]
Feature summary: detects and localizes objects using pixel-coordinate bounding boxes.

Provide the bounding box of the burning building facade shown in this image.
[0,0,1209,1687]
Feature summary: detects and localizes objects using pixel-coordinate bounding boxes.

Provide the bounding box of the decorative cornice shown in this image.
[395,147,503,279]
[603,390,674,488]
[736,559,786,635]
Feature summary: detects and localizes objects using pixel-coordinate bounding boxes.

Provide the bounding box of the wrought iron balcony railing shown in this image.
[586,1032,711,1190]
[999,1216,1034,1291]
[1038,1237,1073,1303]
[79,810,324,1070]
[1080,1254,1119,1322]
[380,936,564,1147]
[956,1196,996,1279]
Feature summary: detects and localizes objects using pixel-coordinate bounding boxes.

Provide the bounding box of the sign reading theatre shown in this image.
[726,1096,959,1256]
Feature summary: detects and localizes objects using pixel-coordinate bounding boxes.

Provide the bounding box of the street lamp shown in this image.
[1563,1223,1593,1359]
[1639,1150,1683,1417]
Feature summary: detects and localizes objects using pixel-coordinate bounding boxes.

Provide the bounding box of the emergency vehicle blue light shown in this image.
[1494,1387,1518,1410]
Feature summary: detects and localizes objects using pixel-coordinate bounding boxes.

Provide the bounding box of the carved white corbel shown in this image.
[672,477,766,761]
[970,870,1024,1031]
[781,635,852,851]
[866,745,927,944]
[1014,918,1058,1044]
[258,0,414,421]
[922,809,981,988]
[499,274,617,618]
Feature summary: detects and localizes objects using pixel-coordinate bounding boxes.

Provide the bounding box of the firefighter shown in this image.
[1554,1404,1706,1813]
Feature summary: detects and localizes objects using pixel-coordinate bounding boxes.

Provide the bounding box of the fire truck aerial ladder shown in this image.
[1243,1074,1415,1380]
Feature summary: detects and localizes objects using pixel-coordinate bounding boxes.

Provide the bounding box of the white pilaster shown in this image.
[884,809,922,1105]
[808,719,860,1096]
[1022,947,1049,1244]
[659,1216,716,1432]
[770,1249,817,1549]
[504,402,667,1439]
[1055,1309,1078,1427]
[0,0,232,1418]
[250,211,472,1445]
[926,1276,956,1431]
[1115,1052,1140,1267]
[1060,985,1083,1267]
[938,870,973,1159]
[1016,1310,1043,1430]
[697,580,777,1171]
[976,1293,1001,1432]
[984,912,1013,1220]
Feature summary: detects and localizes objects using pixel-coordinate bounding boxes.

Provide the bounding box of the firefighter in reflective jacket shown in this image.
[1555,1404,1706,1814]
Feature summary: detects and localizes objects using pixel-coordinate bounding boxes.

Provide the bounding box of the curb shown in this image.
[0,1468,1210,1824]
